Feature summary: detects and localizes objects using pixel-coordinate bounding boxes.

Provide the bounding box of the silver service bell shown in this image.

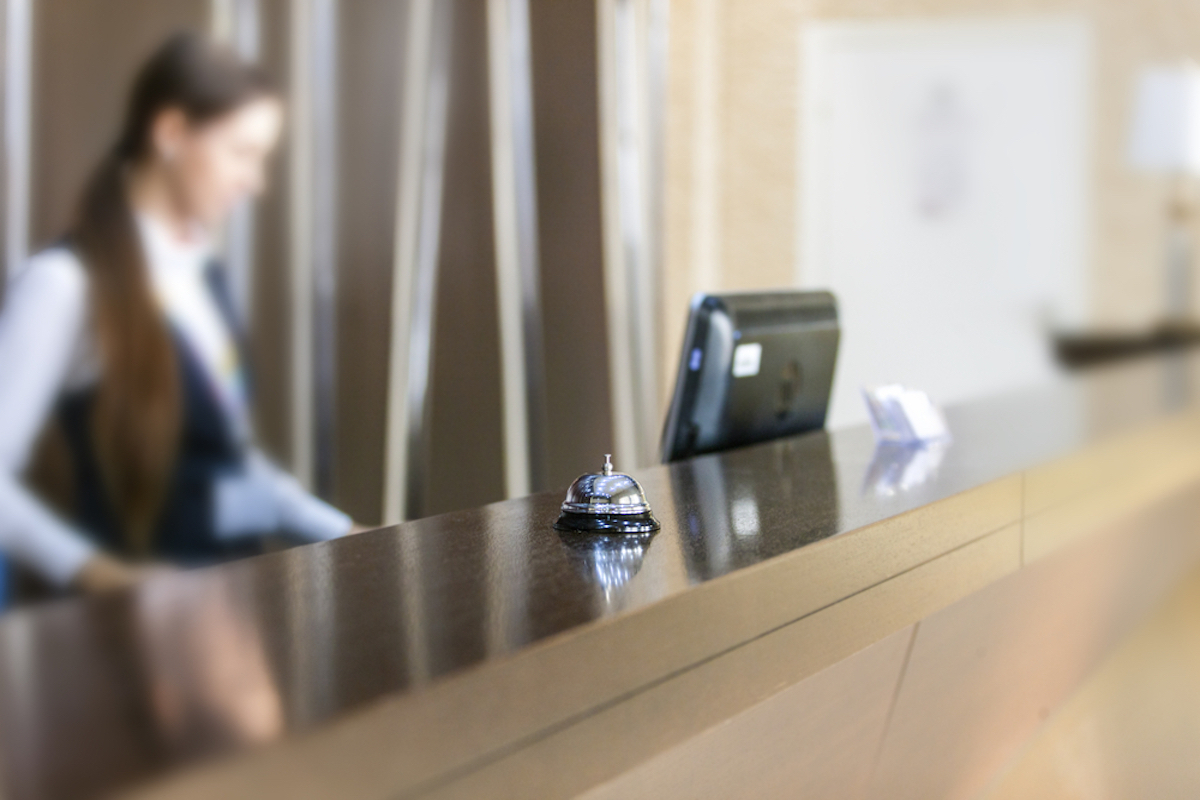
[554,455,660,535]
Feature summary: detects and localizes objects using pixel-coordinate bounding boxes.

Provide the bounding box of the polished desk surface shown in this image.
[1,354,1198,800]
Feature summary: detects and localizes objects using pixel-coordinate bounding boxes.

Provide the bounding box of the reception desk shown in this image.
[4,354,1200,799]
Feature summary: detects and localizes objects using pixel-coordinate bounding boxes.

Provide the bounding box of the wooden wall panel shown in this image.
[528,0,615,491]
[30,0,208,249]
[983,565,1200,800]
[251,0,295,468]
[331,0,406,523]
[865,494,1200,800]
[424,0,507,516]
[577,627,914,800]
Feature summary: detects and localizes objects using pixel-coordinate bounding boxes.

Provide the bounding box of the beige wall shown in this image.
[663,0,1200,399]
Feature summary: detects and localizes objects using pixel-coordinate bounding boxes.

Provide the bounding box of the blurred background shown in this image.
[0,0,1195,528]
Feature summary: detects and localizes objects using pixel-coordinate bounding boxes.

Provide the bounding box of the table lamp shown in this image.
[1129,62,1200,325]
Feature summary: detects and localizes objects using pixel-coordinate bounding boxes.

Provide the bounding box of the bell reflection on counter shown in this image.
[558,532,654,596]
[862,441,949,497]
[555,455,661,534]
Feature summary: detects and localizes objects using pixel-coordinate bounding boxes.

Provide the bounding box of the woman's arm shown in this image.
[214,450,351,542]
[264,454,353,540]
[0,252,100,585]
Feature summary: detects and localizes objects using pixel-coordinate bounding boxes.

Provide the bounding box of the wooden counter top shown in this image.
[4,354,1200,800]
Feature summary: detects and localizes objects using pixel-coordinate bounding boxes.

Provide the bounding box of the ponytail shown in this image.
[74,151,180,555]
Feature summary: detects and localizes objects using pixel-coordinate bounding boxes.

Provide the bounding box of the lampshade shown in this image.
[1129,62,1200,174]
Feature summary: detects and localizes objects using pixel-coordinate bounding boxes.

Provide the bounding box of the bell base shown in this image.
[554,510,660,534]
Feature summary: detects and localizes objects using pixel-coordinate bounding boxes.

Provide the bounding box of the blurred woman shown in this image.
[0,32,353,594]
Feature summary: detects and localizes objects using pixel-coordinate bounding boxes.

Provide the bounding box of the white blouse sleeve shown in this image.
[213,449,351,542]
[0,252,98,585]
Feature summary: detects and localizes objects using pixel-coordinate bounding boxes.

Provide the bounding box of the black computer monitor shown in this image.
[660,290,840,463]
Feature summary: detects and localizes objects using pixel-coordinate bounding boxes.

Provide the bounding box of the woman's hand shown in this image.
[72,554,173,594]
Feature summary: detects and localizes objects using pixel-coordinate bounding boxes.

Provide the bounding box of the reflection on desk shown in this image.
[862,441,949,497]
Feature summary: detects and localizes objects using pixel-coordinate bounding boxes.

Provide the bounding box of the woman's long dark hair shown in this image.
[71,32,275,554]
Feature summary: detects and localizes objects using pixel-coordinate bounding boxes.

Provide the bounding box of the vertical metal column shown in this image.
[382,0,453,524]
[2,0,32,287]
[289,0,339,495]
[487,0,547,499]
[597,0,669,467]
[210,0,261,321]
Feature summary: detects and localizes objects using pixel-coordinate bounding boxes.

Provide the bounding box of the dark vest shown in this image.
[56,258,259,564]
